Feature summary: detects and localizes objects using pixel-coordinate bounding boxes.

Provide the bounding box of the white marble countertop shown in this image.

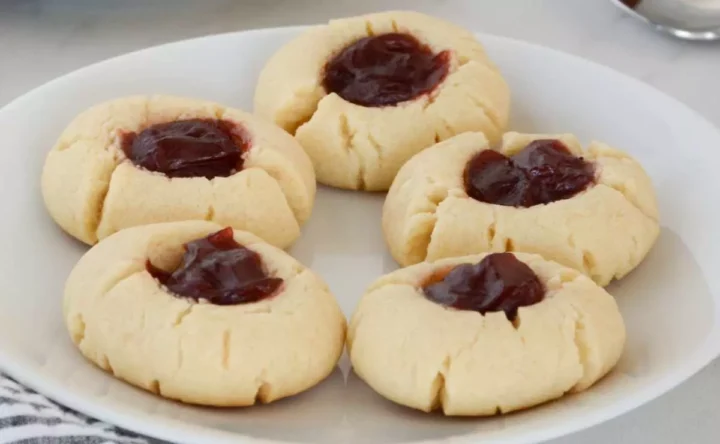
[1,0,719,443]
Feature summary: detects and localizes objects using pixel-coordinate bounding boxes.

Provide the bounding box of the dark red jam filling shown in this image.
[322,33,451,107]
[423,253,545,321]
[121,119,249,179]
[147,227,283,305]
[464,139,595,207]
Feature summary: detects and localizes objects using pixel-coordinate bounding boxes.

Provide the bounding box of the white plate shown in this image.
[1,26,719,444]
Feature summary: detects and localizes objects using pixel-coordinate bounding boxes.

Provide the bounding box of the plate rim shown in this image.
[1,24,720,444]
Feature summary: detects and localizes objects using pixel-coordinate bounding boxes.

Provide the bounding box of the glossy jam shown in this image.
[423,253,544,320]
[322,33,451,107]
[147,228,283,305]
[464,139,595,207]
[122,119,248,179]
[620,0,641,8]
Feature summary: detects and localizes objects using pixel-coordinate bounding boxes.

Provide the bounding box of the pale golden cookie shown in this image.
[383,131,660,286]
[42,95,316,248]
[254,10,510,191]
[348,252,626,415]
[63,221,346,406]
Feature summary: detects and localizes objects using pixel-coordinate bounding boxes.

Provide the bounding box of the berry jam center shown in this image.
[122,119,249,179]
[464,139,595,207]
[147,227,283,305]
[423,253,545,320]
[322,33,451,107]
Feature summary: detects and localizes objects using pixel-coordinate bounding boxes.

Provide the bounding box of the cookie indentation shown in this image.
[255,382,272,404]
[148,379,161,395]
[430,359,449,411]
[121,119,250,179]
[221,330,231,370]
[147,227,283,305]
[69,314,86,345]
[464,139,595,207]
[323,33,451,107]
[422,253,545,320]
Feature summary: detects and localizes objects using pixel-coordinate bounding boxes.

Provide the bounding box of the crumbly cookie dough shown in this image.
[254,10,510,191]
[348,252,626,415]
[383,131,660,286]
[42,95,316,248]
[63,221,346,406]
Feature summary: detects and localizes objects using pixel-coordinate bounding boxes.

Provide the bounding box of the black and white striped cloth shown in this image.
[0,375,158,444]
